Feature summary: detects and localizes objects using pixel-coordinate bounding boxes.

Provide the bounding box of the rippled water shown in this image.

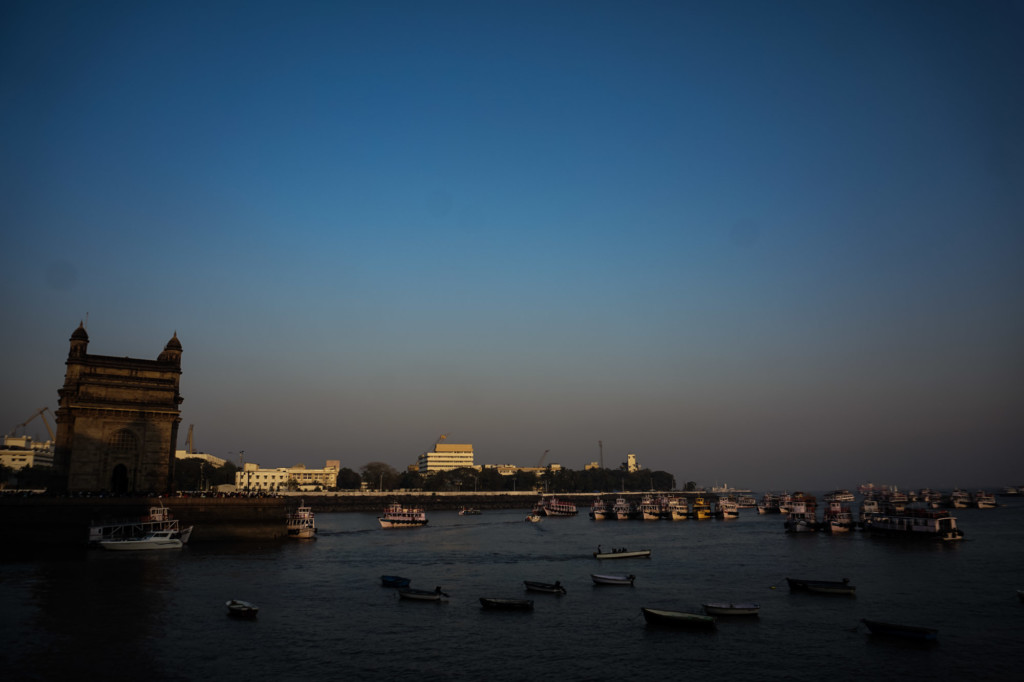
[2,498,1022,681]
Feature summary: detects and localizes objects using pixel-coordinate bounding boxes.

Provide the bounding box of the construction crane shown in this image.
[10,407,55,441]
[537,449,550,468]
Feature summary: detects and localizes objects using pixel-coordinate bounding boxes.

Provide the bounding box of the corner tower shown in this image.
[53,325,184,493]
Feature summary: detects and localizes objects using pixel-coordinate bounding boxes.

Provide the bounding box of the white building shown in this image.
[235,460,340,492]
[417,443,474,473]
[174,450,227,467]
[626,453,640,473]
[1,435,55,470]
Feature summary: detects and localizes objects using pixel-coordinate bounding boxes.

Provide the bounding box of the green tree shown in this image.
[684,480,697,491]
[336,467,362,490]
[361,462,399,491]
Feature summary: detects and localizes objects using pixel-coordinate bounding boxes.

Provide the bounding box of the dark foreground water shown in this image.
[2,496,1022,682]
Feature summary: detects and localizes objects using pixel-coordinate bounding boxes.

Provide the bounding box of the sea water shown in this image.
[1,497,1021,681]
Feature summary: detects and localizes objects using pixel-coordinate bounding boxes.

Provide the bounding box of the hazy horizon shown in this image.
[2,1,1021,492]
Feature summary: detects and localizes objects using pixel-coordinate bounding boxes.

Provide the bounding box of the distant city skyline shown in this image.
[2,1,1021,491]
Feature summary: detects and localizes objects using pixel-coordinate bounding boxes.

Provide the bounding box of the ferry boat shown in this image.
[378,503,428,528]
[972,491,997,509]
[668,497,688,520]
[947,489,970,509]
[822,500,854,533]
[99,529,183,551]
[691,496,712,520]
[88,503,193,546]
[537,497,578,517]
[589,498,611,520]
[862,508,964,542]
[756,492,781,514]
[736,495,757,509]
[715,496,739,519]
[612,497,636,520]
[286,501,316,539]
[784,492,817,533]
[823,489,855,503]
[640,495,662,521]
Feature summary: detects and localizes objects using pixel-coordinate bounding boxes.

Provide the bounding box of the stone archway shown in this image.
[110,463,129,494]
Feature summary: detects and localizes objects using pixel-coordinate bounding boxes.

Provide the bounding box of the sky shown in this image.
[2,0,1022,491]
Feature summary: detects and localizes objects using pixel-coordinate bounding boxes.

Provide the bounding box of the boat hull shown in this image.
[523,581,566,594]
[702,602,760,616]
[480,598,534,610]
[226,600,259,619]
[641,608,716,629]
[591,573,635,586]
[593,549,651,560]
[786,578,855,595]
[861,619,937,641]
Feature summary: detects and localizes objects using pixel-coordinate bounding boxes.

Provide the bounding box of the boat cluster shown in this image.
[589,494,754,521]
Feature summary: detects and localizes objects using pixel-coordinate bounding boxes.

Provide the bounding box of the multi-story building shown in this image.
[0,435,55,470]
[626,453,641,473]
[417,443,474,473]
[235,460,339,492]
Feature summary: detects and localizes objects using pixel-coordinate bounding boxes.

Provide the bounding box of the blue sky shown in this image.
[2,1,1022,490]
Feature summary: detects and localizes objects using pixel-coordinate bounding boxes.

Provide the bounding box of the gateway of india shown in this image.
[52,322,183,494]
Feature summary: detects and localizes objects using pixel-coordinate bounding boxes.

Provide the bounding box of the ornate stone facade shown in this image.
[53,323,183,493]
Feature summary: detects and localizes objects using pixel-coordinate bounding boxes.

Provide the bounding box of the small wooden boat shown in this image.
[593,546,652,560]
[591,573,635,586]
[525,514,541,523]
[398,586,448,601]
[381,575,411,588]
[458,507,481,516]
[480,598,534,610]
[861,619,937,641]
[702,601,760,616]
[524,580,566,594]
[641,608,716,629]
[786,577,856,595]
[226,600,259,619]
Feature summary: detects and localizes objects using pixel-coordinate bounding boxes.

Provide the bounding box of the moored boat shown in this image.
[786,577,856,595]
[458,506,481,515]
[536,496,578,517]
[691,496,712,520]
[88,503,192,546]
[593,546,651,560]
[591,573,636,586]
[398,586,448,601]
[524,580,566,594]
[480,597,534,610]
[702,602,760,616]
[378,503,428,528]
[286,501,316,539]
[861,619,937,641]
[862,507,964,542]
[381,575,411,588]
[98,529,183,551]
[226,599,259,619]
[641,607,716,629]
[589,498,611,520]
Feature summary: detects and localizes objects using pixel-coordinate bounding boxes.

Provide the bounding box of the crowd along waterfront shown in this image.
[1,494,1021,681]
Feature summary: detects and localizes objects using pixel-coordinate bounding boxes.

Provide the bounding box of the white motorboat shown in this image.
[287,501,316,539]
[99,529,183,551]
[593,546,651,559]
[378,503,428,528]
[591,573,636,586]
[89,503,192,546]
[702,601,760,616]
[226,600,259,618]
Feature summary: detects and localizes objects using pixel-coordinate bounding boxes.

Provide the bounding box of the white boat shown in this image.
[589,498,611,520]
[822,501,854,533]
[784,492,818,533]
[88,503,192,546]
[226,600,259,618]
[668,497,689,520]
[99,529,183,551]
[640,495,661,521]
[715,497,739,519]
[537,496,578,517]
[972,491,997,509]
[458,506,482,516]
[286,501,316,539]
[398,586,448,601]
[862,508,964,542]
[823,489,855,503]
[525,514,541,523]
[593,546,651,560]
[591,573,636,586]
[378,503,428,528]
[702,601,760,616]
[612,497,636,520]
[641,608,716,628]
